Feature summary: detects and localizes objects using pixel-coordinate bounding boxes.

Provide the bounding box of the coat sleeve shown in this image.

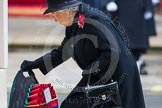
[144,0,153,12]
[83,23,111,78]
[35,28,70,75]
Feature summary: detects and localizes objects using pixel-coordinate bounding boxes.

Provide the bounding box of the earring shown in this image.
[78,13,85,28]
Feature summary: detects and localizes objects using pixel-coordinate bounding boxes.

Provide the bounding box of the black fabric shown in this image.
[145,0,157,37]
[131,49,147,61]
[146,16,157,37]
[8,70,38,108]
[43,0,82,14]
[115,0,148,49]
[83,0,101,9]
[32,5,146,108]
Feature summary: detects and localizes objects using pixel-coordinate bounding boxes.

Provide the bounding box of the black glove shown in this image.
[20,60,38,72]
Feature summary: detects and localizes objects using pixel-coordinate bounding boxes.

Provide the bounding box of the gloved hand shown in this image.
[106,2,118,12]
[20,60,39,72]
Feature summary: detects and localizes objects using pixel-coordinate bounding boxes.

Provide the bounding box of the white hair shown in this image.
[68,6,79,11]
[58,6,79,12]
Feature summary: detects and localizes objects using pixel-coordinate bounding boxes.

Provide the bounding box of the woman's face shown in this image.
[51,9,77,26]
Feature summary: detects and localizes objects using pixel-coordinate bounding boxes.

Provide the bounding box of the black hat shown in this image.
[43,0,82,15]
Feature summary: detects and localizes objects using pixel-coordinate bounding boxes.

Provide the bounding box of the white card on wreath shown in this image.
[43,87,52,103]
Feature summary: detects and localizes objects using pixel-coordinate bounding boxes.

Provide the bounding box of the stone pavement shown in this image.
[142,51,162,93]
[8,15,162,94]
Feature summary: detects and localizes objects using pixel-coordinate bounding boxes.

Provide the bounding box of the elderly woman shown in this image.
[21,0,145,108]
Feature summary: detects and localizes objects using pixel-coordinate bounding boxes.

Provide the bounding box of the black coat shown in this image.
[35,7,145,108]
[83,0,101,9]
[116,0,149,49]
[145,0,157,37]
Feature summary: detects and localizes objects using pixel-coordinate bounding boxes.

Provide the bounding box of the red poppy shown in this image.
[78,13,85,28]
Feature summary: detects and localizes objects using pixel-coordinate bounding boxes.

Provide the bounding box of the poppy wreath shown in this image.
[24,83,58,108]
